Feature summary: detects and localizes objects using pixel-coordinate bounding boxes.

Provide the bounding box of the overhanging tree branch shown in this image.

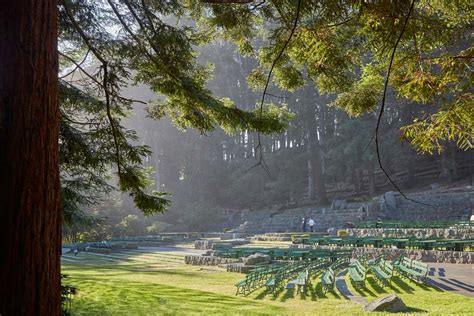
[61,0,123,174]
[251,0,302,175]
[375,0,433,208]
[200,0,254,3]
[59,49,90,79]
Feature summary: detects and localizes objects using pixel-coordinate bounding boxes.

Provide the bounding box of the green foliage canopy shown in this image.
[192,0,473,153]
[58,0,291,222]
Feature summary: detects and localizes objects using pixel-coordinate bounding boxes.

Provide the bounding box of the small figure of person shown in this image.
[376,217,382,228]
[74,248,78,257]
[301,217,307,232]
[358,206,366,221]
[308,218,315,232]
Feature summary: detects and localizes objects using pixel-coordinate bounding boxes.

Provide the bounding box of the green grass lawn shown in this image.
[62,251,474,316]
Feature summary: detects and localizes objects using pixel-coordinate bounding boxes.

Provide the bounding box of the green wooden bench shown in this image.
[308,249,332,260]
[270,248,288,259]
[288,250,310,261]
[370,258,393,286]
[321,267,335,292]
[395,257,428,283]
[348,259,366,288]
[332,257,350,270]
[265,262,309,294]
[295,269,310,293]
[235,273,259,295]
[235,263,285,295]
[287,269,310,294]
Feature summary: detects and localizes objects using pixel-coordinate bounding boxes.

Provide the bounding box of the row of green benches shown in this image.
[355,220,473,229]
[292,235,474,252]
[320,257,350,292]
[348,256,429,289]
[284,259,332,294]
[235,258,331,295]
[235,263,284,295]
[236,254,428,296]
[215,247,353,261]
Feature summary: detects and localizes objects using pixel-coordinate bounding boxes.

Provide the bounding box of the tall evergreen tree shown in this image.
[0,1,61,314]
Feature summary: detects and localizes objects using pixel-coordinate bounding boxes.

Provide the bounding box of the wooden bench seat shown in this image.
[395,257,428,283]
[370,258,393,286]
[321,267,335,292]
[348,259,366,288]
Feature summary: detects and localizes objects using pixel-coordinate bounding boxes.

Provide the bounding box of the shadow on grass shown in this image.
[427,279,456,292]
[253,287,269,300]
[312,282,326,299]
[353,281,376,298]
[388,281,401,294]
[417,282,434,291]
[271,285,286,300]
[66,267,206,281]
[391,276,414,293]
[280,288,295,302]
[71,278,285,315]
[406,306,428,313]
[367,277,388,294]
[311,281,342,300]
[298,289,308,300]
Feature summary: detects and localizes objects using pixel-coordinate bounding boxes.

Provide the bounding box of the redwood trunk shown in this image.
[0,1,61,315]
[313,142,329,205]
[305,103,328,205]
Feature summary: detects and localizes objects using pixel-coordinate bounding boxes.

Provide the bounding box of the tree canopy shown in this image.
[58,0,292,223]
[191,0,473,153]
[58,0,473,224]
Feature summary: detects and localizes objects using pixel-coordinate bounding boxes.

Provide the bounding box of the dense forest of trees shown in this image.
[1,0,472,314]
[66,39,473,238]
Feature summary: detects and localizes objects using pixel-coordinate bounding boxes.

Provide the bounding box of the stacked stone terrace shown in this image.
[229,188,473,233]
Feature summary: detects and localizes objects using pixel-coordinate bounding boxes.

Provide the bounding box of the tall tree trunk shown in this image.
[152,131,162,190]
[307,130,316,201]
[313,141,329,204]
[449,144,458,182]
[439,150,449,181]
[368,160,376,196]
[305,102,328,205]
[0,1,61,315]
[405,148,417,188]
[315,105,328,205]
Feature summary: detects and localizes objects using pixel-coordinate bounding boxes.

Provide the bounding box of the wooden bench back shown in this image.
[380,259,393,274]
[411,260,428,274]
[354,259,366,277]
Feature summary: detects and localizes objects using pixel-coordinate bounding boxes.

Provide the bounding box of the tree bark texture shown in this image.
[305,103,328,205]
[0,1,61,315]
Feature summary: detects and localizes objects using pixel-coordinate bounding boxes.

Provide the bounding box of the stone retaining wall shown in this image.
[226,264,255,273]
[347,227,474,239]
[228,190,472,233]
[290,244,473,264]
[184,255,241,266]
[194,239,250,250]
[250,234,292,241]
[351,247,473,264]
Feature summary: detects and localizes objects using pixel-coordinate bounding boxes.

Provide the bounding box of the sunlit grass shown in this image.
[62,251,474,315]
[344,273,474,315]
